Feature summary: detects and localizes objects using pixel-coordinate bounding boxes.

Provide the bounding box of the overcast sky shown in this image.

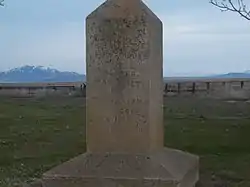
[0,0,250,76]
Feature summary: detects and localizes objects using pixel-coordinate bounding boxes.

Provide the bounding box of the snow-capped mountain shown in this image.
[0,65,85,83]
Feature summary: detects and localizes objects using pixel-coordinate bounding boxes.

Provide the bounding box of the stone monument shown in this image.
[38,0,199,186]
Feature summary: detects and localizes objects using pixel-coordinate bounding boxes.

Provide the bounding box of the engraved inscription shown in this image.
[111,96,145,105]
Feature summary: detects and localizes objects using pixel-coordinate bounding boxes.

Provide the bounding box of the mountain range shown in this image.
[1,65,250,83]
[0,66,85,83]
[164,72,250,81]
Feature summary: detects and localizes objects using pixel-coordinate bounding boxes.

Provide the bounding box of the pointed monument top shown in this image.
[107,0,141,5]
[107,0,141,2]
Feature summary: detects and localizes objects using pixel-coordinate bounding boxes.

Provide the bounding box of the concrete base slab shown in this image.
[39,148,199,187]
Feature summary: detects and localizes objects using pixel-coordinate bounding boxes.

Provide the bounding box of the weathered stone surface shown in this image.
[86,0,163,154]
[33,0,199,186]
[42,148,198,187]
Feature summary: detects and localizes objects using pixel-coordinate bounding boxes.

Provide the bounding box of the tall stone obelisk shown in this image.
[41,0,199,186]
[86,0,164,154]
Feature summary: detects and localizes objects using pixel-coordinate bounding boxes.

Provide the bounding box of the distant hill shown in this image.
[211,72,250,79]
[0,66,85,83]
[164,71,250,81]
[1,65,250,83]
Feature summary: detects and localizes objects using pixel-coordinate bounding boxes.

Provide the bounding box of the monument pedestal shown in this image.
[41,148,198,187]
[27,0,199,186]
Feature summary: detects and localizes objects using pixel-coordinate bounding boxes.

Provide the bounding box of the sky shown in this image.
[0,0,250,76]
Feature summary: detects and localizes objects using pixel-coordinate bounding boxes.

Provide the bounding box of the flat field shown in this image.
[0,96,250,187]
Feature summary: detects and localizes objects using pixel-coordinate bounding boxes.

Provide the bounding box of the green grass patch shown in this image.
[0,96,250,186]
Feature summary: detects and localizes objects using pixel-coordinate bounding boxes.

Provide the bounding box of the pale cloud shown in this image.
[1,22,86,73]
[1,0,250,76]
[158,12,250,76]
